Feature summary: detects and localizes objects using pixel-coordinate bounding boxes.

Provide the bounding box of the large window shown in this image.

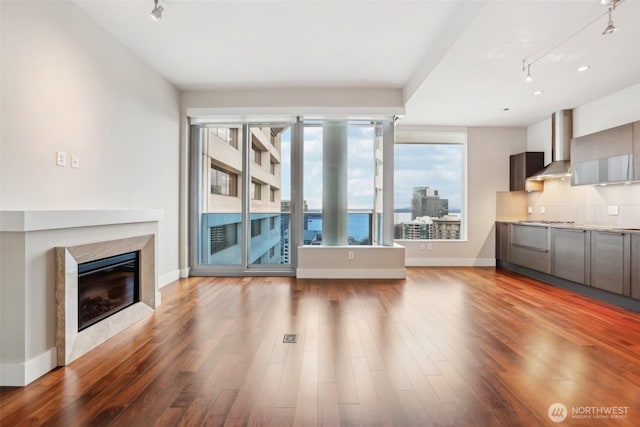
[302,121,376,246]
[394,130,466,241]
[210,165,237,197]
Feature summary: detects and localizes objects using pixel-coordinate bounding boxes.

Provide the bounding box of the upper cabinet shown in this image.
[509,152,544,191]
[571,122,636,186]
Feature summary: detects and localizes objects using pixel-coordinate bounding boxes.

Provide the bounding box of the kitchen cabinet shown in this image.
[509,152,544,191]
[551,228,591,285]
[590,230,631,296]
[632,234,640,300]
[509,224,550,273]
[496,222,509,262]
[571,123,634,185]
[551,228,590,285]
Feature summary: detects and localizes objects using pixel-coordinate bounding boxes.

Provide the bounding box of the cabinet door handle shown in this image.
[556,229,586,233]
[511,243,549,252]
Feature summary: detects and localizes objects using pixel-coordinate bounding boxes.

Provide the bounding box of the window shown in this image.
[270,187,277,203]
[252,143,262,165]
[251,219,262,237]
[270,159,277,175]
[303,121,375,246]
[210,165,237,197]
[251,181,261,200]
[269,246,276,257]
[394,131,466,241]
[270,216,276,230]
[209,223,238,255]
[210,127,238,149]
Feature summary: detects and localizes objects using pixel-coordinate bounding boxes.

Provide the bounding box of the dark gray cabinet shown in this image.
[509,224,550,273]
[632,234,640,300]
[590,231,631,296]
[551,228,590,285]
[509,152,544,191]
[496,222,509,262]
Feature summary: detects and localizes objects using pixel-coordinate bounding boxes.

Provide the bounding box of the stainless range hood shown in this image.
[529,110,573,180]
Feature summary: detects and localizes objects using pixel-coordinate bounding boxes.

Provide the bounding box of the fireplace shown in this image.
[78,251,140,331]
[56,234,156,366]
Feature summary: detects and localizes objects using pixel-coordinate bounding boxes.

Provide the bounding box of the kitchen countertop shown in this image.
[496,219,640,233]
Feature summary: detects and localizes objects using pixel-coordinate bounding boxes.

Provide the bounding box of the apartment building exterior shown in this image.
[201,126,286,265]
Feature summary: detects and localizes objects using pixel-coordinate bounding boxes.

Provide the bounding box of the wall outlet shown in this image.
[540,206,546,214]
[607,205,619,216]
[348,251,354,260]
[427,243,433,250]
[71,154,80,169]
[56,151,66,167]
[527,206,533,214]
[420,243,425,250]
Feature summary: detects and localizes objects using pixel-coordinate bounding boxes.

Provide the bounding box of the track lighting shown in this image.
[522,60,533,82]
[521,0,626,82]
[602,7,617,35]
[151,0,164,22]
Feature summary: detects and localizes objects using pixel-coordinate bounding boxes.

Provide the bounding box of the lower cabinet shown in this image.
[509,224,550,273]
[632,234,640,300]
[590,231,631,296]
[551,228,590,285]
[496,222,509,262]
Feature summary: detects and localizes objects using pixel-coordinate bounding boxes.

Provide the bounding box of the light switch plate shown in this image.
[607,205,619,216]
[527,206,533,214]
[56,151,66,167]
[71,155,80,169]
[540,206,546,214]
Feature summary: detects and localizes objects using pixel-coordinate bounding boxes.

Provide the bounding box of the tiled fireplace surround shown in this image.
[56,234,157,365]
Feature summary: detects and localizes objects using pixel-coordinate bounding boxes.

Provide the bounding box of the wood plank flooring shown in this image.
[2,267,640,426]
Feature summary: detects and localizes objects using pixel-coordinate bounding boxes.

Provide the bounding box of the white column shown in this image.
[322,121,348,245]
[382,120,395,246]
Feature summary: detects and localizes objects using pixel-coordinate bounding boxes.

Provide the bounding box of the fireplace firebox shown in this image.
[77,251,140,331]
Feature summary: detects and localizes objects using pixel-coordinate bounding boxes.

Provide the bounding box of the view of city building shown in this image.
[201,126,286,265]
[395,186,461,240]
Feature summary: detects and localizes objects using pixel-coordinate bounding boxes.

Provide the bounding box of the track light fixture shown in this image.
[602,7,617,35]
[151,0,164,22]
[521,0,626,82]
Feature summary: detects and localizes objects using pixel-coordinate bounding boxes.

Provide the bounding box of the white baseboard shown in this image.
[405,258,496,267]
[159,269,180,288]
[179,268,190,278]
[0,347,57,387]
[296,268,406,279]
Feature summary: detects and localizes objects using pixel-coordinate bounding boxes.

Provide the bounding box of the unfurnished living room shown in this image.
[1,1,640,426]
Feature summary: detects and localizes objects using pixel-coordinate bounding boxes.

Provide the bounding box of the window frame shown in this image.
[393,129,468,242]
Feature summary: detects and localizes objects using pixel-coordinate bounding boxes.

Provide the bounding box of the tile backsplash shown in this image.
[525,179,640,226]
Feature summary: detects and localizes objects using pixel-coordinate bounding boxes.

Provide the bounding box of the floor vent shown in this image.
[283,334,297,343]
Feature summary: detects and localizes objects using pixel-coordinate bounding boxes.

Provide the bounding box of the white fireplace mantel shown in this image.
[0,209,163,232]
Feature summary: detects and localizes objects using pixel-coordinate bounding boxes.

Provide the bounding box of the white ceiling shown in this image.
[74,0,640,127]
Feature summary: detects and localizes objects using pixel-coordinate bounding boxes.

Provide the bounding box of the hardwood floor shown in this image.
[2,267,640,426]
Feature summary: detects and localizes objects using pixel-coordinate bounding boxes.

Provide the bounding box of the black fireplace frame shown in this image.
[77,250,140,331]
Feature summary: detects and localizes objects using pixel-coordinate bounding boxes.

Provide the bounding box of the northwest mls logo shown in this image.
[548,403,568,423]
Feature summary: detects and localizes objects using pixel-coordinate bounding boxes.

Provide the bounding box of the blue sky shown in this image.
[279,125,463,212]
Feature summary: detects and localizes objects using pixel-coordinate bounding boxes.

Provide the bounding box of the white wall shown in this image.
[404,127,527,266]
[525,83,640,226]
[0,1,180,284]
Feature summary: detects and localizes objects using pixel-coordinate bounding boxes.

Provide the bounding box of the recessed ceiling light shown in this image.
[577,65,591,72]
[533,90,543,96]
